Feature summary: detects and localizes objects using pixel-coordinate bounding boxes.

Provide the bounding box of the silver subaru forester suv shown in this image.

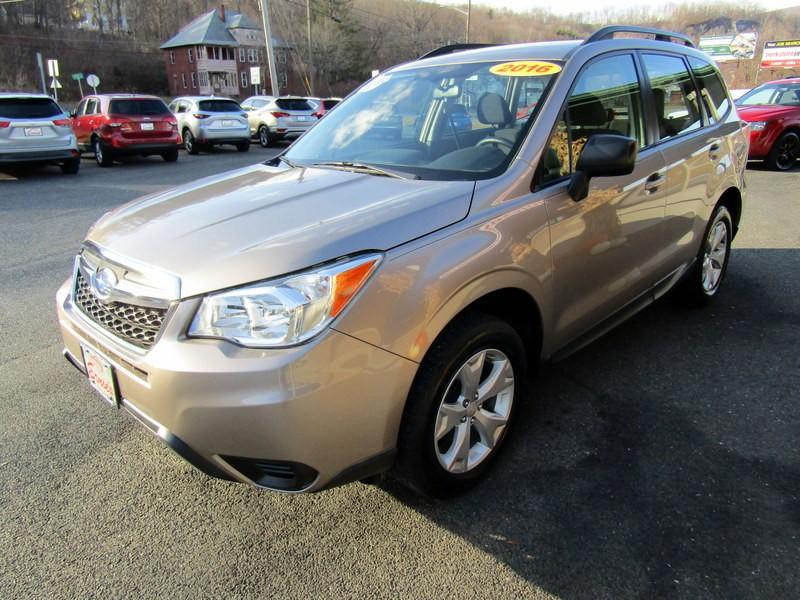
[57,27,748,496]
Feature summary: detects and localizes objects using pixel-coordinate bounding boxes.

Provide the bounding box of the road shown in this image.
[0,149,798,599]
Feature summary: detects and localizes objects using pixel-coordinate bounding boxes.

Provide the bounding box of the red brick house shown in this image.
[160,6,301,99]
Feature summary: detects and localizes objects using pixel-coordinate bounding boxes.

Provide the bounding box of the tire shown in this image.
[765,131,799,171]
[236,140,250,152]
[183,129,199,155]
[676,204,733,306]
[258,125,272,148]
[93,137,113,167]
[161,148,179,162]
[391,312,526,497]
[60,157,80,175]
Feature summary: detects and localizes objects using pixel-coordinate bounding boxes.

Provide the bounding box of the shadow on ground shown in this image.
[382,248,800,599]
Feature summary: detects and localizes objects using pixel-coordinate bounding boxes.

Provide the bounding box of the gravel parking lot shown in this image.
[0,150,797,599]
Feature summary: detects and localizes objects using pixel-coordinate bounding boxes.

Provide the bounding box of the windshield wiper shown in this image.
[277,154,299,168]
[309,161,419,180]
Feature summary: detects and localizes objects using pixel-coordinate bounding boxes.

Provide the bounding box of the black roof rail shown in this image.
[418,43,497,60]
[584,26,695,48]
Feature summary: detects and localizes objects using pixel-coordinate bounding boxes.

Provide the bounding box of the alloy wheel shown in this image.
[701,220,728,294]
[433,348,514,474]
[775,133,799,171]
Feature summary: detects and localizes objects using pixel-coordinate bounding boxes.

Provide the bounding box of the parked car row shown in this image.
[0,92,344,174]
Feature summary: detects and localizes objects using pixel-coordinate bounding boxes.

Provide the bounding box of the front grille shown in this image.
[74,270,167,349]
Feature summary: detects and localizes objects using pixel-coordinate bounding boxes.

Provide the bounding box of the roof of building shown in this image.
[160,8,289,50]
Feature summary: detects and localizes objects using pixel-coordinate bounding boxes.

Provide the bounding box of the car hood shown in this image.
[736,104,800,121]
[87,163,474,298]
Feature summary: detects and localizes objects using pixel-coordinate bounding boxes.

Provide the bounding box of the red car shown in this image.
[735,78,800,171]
[71,94,181,167]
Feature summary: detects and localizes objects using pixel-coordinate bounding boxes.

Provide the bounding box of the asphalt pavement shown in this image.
[0,149,797,599]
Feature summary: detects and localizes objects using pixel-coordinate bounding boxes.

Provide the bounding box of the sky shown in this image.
[434,0,800,16]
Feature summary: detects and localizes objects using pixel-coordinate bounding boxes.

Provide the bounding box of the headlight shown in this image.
[749,121,768,131]
[188,254,381,348]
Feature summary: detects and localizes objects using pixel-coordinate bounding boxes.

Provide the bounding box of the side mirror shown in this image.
[568,134,637,201]
[70,112,77,119]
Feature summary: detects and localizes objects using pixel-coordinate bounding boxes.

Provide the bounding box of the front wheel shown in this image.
[765,131,799,171]
[93,138,112,167]
[183,129,199,155]
[676,204,733,306]
[391,312,525,497]
[258,125,272,148]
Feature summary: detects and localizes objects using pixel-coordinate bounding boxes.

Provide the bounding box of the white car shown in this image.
[240,96,318,147]
[0,93,80,174]
[168,96,250,154]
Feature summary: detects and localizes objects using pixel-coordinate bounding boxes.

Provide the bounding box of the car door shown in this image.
[643,53,737,274]
[75,97,99,146]
[538,52,668,347]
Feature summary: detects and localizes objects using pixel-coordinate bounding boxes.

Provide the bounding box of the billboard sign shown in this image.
[760,40,800,68]
[699,32,758,62]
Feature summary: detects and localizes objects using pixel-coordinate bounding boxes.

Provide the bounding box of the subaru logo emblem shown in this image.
[91,267,118,301]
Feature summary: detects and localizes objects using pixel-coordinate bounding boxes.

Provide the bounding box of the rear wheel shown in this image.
[60,158,80,175]
[236,140,250,152]
[765,131,799,171]
[676,204,733,306]
[258,125,272,148]
[93,138,112,167]
[391,312,525,497]
[161,148,179,162]
[183,129,199,155]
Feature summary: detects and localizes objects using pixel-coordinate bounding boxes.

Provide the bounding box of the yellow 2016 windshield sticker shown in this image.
[490,61,562,77]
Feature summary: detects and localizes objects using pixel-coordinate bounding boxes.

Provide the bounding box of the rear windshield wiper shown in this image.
[309,161,419,180]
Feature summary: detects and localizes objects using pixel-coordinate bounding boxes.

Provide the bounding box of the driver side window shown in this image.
[540,54,645,184]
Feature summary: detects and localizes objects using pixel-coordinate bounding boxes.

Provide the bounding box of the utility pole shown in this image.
[258,0,280,96]
[466,0,471,44]
[306,0,313,96]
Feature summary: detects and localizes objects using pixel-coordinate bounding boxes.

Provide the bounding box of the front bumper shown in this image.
[747,126,779,159]
[56,278,416,492]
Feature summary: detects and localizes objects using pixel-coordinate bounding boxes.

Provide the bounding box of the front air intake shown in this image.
[221,456,318,492]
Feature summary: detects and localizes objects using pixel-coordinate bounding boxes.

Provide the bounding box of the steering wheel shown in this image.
[477,136,515,151]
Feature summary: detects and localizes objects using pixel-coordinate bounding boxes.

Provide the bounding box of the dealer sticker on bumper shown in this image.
[81,344,119,407]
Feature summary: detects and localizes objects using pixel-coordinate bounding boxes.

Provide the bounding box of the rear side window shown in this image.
[541,54,645,183]
[322,100,339,110]
[198,99,242,112]
[109,99,170,116]
[642,54,702,140]
[688,57,730,124]
[0,98,62,119]
[275,98,312,111]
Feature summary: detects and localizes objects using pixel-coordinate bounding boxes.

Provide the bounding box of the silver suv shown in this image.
[57,27,747,496]
[169,96,250,154]
[0,93,80,174]
[240,95,317,147]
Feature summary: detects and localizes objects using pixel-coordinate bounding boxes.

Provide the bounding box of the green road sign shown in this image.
[71,73,84,81]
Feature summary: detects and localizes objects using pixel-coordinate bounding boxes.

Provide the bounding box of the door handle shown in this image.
[644,172,663,193]
[709,141,721,160]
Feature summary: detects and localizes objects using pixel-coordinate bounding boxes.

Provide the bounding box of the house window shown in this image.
[169,50,175,65]
[181,73,187,88]
[172,74,177,92]
[248,48,256,63]
[199,71,209,87]
[191,72,197,88]
[239,48,246,62]
[188,47,194,63]
[241,71,248,88]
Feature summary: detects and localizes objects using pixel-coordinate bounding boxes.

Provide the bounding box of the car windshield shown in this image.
[0,98,62,119]
[736,83,800,107]
[284,60,560,180]
[198,99,242,112]
[276,98,313,111]
[109,98,170,116]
